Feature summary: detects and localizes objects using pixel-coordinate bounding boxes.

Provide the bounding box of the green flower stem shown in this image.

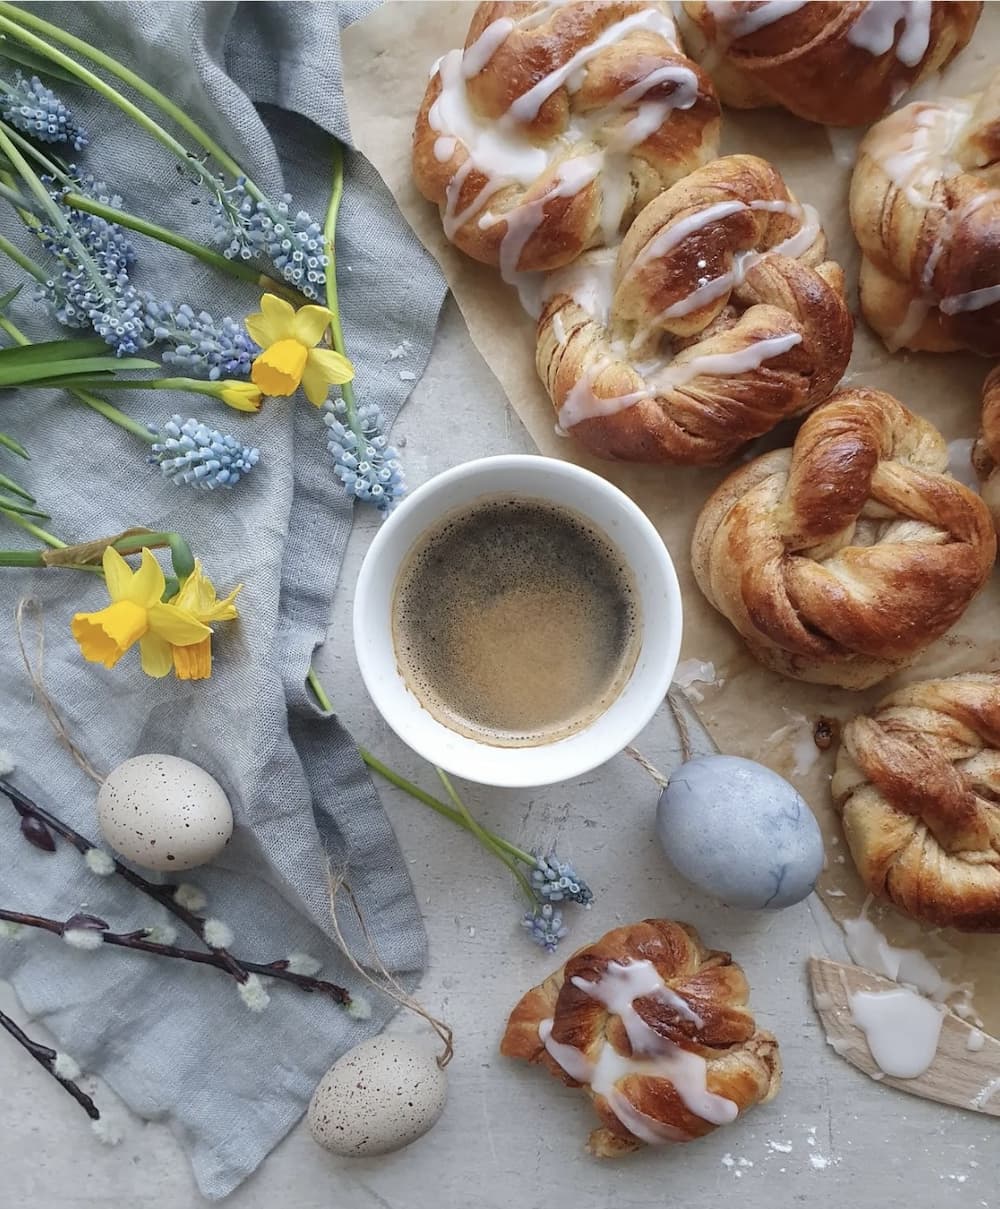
[0,7,266,202]
[324,143,366,456]
[437,768,535,900]
[60,191,302,303]
[0,179,39,218]
[0,228,46,281]
[354,743,534,867]
[0,509,63,547]
[0,314,154,444]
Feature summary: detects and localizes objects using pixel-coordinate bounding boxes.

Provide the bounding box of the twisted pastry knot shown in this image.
[691,388,997,689]
[833,675,1000,931]
[536,154,852,465]
[678,1,981,127]
[500,919,780,1157]
[412,2,720,279]
[850,71,1000,356]
[973,366,1000,534]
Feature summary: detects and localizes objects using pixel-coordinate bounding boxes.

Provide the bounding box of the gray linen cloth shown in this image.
[0,1,445,1198]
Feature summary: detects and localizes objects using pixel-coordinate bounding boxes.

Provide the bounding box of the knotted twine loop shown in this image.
[327,871,454,1068]
[624,685,693,788]
[13,598,455,1063]
[15,596,105,785]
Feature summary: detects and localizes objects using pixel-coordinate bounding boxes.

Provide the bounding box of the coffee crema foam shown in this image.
[391,497,641,748]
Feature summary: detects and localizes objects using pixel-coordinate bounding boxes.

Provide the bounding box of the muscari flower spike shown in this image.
[323,398,405,513]
[0,74,88,151]
[149,416,259,490]
[530,853,594,907]
[522,903,569,954]
[211,177,328,301]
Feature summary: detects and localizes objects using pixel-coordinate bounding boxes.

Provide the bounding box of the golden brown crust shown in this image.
[679,1,981,127]
[973,367,1000,534]
[500,919,781,1157]
[691,388,997,688]
[412,2,720,273]
[537,153,852,465]
[850,71,1000,356]
[832,674,1000,931]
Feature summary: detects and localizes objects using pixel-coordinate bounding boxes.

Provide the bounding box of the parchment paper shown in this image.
[343,2,1000,1030]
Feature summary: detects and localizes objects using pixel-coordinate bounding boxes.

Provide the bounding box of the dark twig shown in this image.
[0,1006,100,1120]
[0,908,351,1004]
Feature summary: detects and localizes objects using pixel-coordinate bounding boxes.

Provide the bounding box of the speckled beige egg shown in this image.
[96,754,233,872]
[308,1036,447,1157]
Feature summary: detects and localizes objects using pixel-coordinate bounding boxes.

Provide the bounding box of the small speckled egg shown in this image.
[308,1036,447,1157]
[656,754,823,909]
[96,754,233,872]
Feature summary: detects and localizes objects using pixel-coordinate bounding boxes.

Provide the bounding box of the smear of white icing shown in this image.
[538,958,738,1141]
[842,915,954,1001]
[967,1028,986,1053]
[704,0,807,42]
[846,0,932,67]
[461,17,516,78]
[940,283,1000,315]
[947,438,978,491]
[849,987,944,1078]
[674,658,718,703]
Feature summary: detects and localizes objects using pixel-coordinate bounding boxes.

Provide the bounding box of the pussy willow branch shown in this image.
[0,780,352,1005]
[0,1006,100,1120]
[0,908,351,1003]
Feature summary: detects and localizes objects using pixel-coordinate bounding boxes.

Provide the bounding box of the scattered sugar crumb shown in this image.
[767,1140,793,1154]
[737,1157,754,1168]
[398,370,417,381]
[825,888,846,897]
[386,340,413,361]
[721,1153,735,1169]
[810,1154,832,1170]
[734,1170,743,1179]
[468,926,476,937]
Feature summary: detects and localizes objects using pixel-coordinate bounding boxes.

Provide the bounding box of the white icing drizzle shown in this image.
[886,298,930,351]
[867,100,972,208]
[940,283,1000,315]
[543,247,618,325]
[552,312,568,345]
[846,0,932,68]
[538,959,737,1143]
[842,915,955,1000]
[704,0,807,41]
[650,332,802,388]
[632,199,747,270]
[849,987,944,1079]
[558,359,650,428]
[462,17,516,78]
[433,136,457,163]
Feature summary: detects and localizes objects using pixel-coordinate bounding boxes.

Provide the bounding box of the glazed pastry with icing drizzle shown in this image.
[536,153,852,465]
[691,388,997,689]
[850,70,1000,356]
[412,2,720,283]
[833,673,1000,931]
[973,366,1000,534]
[500,918,781,1157]
[677,1,981,126]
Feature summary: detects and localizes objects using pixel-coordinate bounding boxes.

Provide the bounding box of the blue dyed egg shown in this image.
[655,755,824,909]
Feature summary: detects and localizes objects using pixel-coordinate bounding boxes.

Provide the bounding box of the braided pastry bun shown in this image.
[536,154,852,464]
[833,674,1000,931]
[850,71,1000,355]
[692,388,997,689]
[500,919,781,1157]
[973,366,1000,533]
[678,1,981,127]
[412,2,720,282]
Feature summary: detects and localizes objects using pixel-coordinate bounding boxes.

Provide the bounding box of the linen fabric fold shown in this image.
[0,1,445,1197]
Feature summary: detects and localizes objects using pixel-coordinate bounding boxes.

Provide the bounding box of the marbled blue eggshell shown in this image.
[656,755,824,909]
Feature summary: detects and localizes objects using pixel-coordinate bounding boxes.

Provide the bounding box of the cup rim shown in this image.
[353,454,682,787]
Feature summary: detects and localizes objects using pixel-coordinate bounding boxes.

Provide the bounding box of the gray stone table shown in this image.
[0,301,992,1208]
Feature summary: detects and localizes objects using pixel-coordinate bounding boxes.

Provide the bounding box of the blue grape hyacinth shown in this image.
[211,177,328,301]
[530,853,594,906]
[323,398,405,513]
[522,904,569,953]
[149,417,259,490]
[0,75,88,150]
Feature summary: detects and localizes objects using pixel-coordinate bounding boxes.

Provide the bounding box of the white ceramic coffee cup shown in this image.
[353,455,682,788]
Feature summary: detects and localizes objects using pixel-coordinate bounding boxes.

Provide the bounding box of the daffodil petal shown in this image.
[252,339,308,397]
[148,602,212,646]
[139,632,173,678]
[288,303,334,349]
[125,548,166,607]
[245,294,296,347]
[101,545,132,602]
[301,348,355,407]
[71,600,148,667]
[219,382,263,413]
[172,637,213,681]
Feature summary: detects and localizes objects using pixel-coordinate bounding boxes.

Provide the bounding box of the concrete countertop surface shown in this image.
[1,300,993,1209]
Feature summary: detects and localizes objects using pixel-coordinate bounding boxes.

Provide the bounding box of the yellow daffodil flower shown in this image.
[166,560,242,681]
[71,547,210,678]
[246,293,354,406]
[217,381,264,412]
